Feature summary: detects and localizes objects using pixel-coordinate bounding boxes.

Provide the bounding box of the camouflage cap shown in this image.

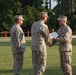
[57,15,67,21]
[15,15,24,20]
[40,12,49,18]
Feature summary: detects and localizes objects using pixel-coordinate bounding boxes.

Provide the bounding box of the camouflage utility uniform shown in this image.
[57,25,72,75]
[31,20,52,75]
[10,24,25,75]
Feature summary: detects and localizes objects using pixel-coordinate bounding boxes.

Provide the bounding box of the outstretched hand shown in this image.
[52,38,57,41]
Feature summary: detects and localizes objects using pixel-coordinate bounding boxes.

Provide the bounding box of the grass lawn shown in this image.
[0,37,76,75]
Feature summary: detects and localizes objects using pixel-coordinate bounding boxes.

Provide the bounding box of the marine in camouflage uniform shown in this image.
[57,16,72,75]
[10,15,25,75]
[31,12,52,75]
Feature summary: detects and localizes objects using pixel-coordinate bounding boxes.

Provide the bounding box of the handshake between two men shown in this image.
[49,32,59,46]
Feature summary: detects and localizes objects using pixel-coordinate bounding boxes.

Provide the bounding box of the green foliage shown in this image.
[22,6,40,31]
[47,10,57,31]
[13,1,22,14]
[52,0,76,34]
[0,0,14,31]
[53,0,75,15]
[0,0,44,32]
[0,0,76,34]
[20,0,43,8]
[68,13,76,34]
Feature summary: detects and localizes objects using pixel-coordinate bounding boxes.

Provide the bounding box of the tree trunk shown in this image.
[49,0,51,9]
[57,0,60,14]
[71,0,74,13]
[61,0,65,15]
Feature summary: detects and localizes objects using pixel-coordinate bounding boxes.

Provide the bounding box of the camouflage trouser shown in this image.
[32,50,47,75]
[13,53,24,75]
[60,51,72,75]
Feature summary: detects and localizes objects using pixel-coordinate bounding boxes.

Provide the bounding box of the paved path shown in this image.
[0,37,32,42]
[72,35,76,38]
[0,36,76,42]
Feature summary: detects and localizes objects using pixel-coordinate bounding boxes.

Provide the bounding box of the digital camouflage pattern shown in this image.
[57,25,72,52]
[10,24,25,75]
[57,25,72,75]
[60,51,72,75]
[31,20,52,75]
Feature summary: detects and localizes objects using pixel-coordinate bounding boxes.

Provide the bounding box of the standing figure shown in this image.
[53,16,72,75]
[31,12,52,75]
[10,15,26,75]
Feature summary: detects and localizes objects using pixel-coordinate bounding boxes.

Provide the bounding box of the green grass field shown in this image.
[0,37,76,75]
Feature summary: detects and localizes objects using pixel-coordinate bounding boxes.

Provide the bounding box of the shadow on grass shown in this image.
[22,69,33,75]
[0,41,11,46]
[0,66,76,75]
[0,40,31,46]
[72,38,76,46]
[45,67,63,75]
[0,38,76,46]
[45,66,76,75]
[72,66,76,75]
[0,69,13,74]
[0,69,33,75]
[26,40,31,46]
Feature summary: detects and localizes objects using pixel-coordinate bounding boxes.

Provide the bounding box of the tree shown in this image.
[53,0,75,15]
[71,0,74,13]
[22,6,40,32]
[53,0,61,14]
[20,0,43,9]
[0,0,23,31]
[0,0,14,31]
[0,0,44,32]
[49,0,51,9]
[44,0,52,9]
